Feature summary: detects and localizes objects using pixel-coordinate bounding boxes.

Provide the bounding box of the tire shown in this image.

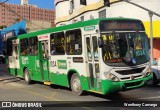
[152,73,159,86]
[70,74,83,95]
[24,68,32,84]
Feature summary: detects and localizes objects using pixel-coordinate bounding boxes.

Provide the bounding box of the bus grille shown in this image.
[120,75,143,80]
[124,81,142,87]
[116,67,145,75]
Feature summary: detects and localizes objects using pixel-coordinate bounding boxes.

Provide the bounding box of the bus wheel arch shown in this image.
[23,67,32,84]
[68,70,83,95]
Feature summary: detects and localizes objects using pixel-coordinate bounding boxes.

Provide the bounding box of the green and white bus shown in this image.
[7,18,152,95]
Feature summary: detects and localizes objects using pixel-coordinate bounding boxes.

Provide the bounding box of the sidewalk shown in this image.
[0,64,9,77]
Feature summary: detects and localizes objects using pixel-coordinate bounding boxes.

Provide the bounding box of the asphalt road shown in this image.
[0,64,160,110]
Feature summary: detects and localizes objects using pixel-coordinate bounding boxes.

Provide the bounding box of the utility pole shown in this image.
[149,11,153,66]
[123,0,160,66]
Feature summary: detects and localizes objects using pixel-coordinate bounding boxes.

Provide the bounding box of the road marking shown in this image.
[139,96,160,99]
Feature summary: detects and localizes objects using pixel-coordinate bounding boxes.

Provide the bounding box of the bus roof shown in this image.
[18,17,141,39]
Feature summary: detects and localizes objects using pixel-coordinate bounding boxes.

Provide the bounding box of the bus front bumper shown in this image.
[101,73,153,94]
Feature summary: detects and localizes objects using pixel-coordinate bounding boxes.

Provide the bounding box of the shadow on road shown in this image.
[0,77,17,82]
[0,77,22,84]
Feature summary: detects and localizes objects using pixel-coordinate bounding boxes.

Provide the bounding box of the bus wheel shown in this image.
[24,68,31,84]
[70,73,83,95]
[152,73,159,86]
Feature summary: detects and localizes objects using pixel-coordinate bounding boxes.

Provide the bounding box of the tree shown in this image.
[15,18,20,23]
[0,25,7,29]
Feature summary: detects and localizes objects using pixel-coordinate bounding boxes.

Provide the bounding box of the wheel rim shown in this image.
[72,77,81,92]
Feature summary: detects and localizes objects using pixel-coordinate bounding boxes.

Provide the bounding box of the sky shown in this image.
[5,0,55,10]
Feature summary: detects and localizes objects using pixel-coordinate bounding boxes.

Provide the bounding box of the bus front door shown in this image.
[39,41,50,81]
[85,35,101,91]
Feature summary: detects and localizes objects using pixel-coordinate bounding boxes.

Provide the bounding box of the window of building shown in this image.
[66,29,82,55]
[80,0,87,5]
[80,16,84,21]
[50,32,65,55]
[29,37,38,55]
[99,9,106,18]
[20,38,28,56]
[70,0,74,10]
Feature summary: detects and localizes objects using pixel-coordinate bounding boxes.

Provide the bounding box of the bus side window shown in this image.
[66,29,82,55]
[50,32,65,55]
[29,37,38,56]
[20,38,28,56]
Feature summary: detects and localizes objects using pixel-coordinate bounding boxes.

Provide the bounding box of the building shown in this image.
[0,0,55,27]
[55,0,160,63]
[0,20,52,52]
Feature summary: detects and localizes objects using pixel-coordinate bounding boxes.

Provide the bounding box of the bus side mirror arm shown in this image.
[98,37,104,48]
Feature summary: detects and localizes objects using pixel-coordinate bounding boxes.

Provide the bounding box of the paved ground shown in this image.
[0,64,160,109]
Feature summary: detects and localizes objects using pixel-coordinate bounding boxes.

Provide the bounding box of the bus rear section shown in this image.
[7,38,20,77]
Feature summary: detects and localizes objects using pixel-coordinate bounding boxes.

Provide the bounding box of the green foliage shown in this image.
[0,25,7,29]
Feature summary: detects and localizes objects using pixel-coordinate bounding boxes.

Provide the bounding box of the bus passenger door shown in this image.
[85,35,101,91]
[39,41,49,81]
[8,40,20,76]
[13,44,19,75]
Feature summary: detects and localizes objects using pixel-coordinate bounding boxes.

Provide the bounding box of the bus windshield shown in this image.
[101,32,149,66]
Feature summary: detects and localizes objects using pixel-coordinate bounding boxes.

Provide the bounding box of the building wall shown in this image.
[0,3,55,27]
[55,1,70,19]
[153,39,160,62]
[0,20,52,52]
[26,20,52,32]
[0,20,26,52]
[55,0,113,26]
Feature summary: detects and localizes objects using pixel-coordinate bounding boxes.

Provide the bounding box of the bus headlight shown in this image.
[145,68,152,77]
[105,73,120,82]
[147,68,152,73]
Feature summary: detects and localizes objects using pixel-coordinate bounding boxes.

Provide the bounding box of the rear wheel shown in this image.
[70,74,83,95]
[24,68,32,84]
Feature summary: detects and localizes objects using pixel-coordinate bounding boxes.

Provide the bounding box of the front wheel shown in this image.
[152,73,159,86]
[70,74,83,95]
[24,68,32,84]
[147,73,159,86]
